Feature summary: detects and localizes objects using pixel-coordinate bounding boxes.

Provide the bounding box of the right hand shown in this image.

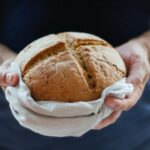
[0,60,19,88]
[95,39,150,129]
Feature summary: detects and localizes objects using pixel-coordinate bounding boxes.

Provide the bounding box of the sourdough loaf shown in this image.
[15,32,126,102]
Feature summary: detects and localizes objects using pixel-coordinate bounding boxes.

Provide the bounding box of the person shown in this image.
[0,0,150,150]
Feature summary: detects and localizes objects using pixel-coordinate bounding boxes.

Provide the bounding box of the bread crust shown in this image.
[15,32,126,102]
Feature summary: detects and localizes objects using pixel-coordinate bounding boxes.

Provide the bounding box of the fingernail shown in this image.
[6,73,14,83]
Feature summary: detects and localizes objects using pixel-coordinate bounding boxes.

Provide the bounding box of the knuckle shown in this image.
[122,102,131,111]
[111,119,116,124]
[124,100,136,111]
[127,104,134,110]
[130,53,141,63]
[115,103,124,111]
[131,75,144,92]
[132,76,141,86]
[118,101,125,109]
[112,116,118,124]
[110,115,118,124]
[123,106,130,111]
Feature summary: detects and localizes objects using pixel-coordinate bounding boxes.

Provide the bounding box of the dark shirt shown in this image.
[0,0,150,52]
[0,1,150,150]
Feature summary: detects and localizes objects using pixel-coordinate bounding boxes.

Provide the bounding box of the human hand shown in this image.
[95,39,150,129]
[0,59,19,89]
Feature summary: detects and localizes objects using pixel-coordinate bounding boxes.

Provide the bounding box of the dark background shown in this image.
[0,0,150,52]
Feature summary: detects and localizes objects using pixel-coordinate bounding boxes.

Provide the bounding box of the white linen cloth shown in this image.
[5,62,134,137]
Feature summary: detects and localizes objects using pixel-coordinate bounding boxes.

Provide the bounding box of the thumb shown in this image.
[0,72,19,87]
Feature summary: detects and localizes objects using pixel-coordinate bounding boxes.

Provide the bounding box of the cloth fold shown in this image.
[5,62,134,137]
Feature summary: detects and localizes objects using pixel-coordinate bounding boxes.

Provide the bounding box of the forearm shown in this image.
[0,44,17,64]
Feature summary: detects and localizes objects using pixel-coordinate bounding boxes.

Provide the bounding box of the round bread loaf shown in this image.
[15,32,126,102]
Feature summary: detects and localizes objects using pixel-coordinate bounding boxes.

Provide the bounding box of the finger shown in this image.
[105,59,149,111]
[105,89,140,111]
[105,81,143,111]
[0,72,19,87]
[105,72,145,111]
[94,111,122,129]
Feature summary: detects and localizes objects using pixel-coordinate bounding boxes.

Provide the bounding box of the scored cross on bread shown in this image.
[15,32,126,102]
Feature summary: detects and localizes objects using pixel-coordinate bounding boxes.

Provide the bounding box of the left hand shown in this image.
[95,39,150,129]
